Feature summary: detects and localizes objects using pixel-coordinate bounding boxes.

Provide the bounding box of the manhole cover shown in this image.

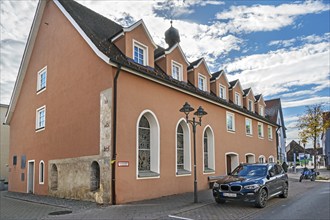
[48,210,72,215]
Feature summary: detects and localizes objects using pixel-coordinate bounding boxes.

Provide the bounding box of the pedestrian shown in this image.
[282,162,288,173]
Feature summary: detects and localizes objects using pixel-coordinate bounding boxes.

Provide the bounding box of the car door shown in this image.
[266,164,278,196]
[274,164,286,193]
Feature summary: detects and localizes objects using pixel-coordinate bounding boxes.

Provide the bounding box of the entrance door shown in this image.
[226,155,231,174]
[27,161,35,193]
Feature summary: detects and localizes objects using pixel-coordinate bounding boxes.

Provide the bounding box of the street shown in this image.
[1,177,329,220]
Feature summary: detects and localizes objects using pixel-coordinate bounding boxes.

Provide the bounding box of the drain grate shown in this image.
[48,210,72,215]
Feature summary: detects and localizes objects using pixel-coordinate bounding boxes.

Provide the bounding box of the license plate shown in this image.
[223,193,237,197]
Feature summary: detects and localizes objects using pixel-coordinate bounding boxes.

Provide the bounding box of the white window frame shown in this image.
[258,155,265,163]
[259,106,264,116]
[268,156,275,163]
[198,73,207,91]
[219,84,226,99]
[175,119,191,176]
[268,126,273,140]
[258,122,264,139]
[245,118,253,136]
[37,66,47,93]
[39,160,45,184]
[203,126,215,173]
[133,39,148,66]
[248,99,253,112]
[136,110,160,179]
[36,105,46,132]
[226,112,235,132]
[235,92,241,106]
[171,60,183,81]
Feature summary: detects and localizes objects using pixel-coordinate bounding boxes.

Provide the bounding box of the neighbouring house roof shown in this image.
[5,0,276,128]
[265,98,287,138]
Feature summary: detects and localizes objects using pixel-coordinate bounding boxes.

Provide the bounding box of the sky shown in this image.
[1,0,329,148]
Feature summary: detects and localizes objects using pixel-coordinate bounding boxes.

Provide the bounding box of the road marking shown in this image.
[168,215,194,220]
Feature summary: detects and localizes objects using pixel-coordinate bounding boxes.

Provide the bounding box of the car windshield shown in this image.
[231,165,267,177]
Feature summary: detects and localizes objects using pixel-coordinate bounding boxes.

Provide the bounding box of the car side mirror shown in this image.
[266,175,270,180]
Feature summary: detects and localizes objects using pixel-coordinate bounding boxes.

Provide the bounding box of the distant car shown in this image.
[212,163,288,208]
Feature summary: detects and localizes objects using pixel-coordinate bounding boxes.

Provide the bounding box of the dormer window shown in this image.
[259,106,264,116]
[171,61,183,81]
[133,40,148,66]
[248,99,253,111]
[235,92,241,106]
[198,74,207,91]
[219,84,226,99]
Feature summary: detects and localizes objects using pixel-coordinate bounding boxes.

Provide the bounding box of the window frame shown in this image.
[219,84,226,100]
[268,125,273,140]
[176,119,191,176]
[133,39,148,66]
[171,60,183,81]
[203,126,215,173]
[36,105,46,132]
[136,110,160,179]
[226,112,235,132]
[39,160,45,184]
[235,92,241,106]
[258,122,264,139]
[248,99,253,112]
[198,73,207,91]
[259,105,264,116]
[37,66,47,94]
[245,118,253,136]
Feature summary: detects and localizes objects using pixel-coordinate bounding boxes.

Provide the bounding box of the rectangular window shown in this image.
[235,92,241,106]
[172,61,182,81]
[226,112,235,132]
[248,100,253,111]
[198,74,207,91]
[133,40,148,65]
[219,84,226,99]
[268,126,273,140]
[259,106,264,116]
[258,122,264,138]
[245,118,252,136]
[36,106,46,131]
[13,155,17,166]
[21,155,26,169]
[37,66,47,92]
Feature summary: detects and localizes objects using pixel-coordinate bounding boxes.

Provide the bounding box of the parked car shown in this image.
[212,163,288,208]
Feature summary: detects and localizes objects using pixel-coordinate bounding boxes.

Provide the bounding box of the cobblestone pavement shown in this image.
[2,169,329,220]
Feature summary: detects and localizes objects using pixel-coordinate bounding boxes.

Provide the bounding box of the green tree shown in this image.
[297,104,330,169]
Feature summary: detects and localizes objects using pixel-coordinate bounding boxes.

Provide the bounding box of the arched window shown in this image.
[268,156,275,163]
[176,120,191,175]
[90,161,100,191]
[203,126,215,173]
[50,164,58,190]
[39,161,45,184]
[137,111,160,178]
[258,155,266,163]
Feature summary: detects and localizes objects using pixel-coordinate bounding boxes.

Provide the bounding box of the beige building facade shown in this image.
[5,0,278,204]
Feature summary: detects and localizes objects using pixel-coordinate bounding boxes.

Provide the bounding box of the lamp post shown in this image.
[179,102,207,203]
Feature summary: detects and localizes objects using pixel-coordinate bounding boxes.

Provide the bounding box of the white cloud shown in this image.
[269,39,296,47]
[224,38,330,100]
[215,1,328,34]
[282,96,330,108]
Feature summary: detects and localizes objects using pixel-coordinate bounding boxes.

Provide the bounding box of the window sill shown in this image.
[258,136,264,139]
[138,170,160,178]
[36,87,46,95]
[203,168,215,174]
[35,127,45,132]
[176,169,191,175]
[246,133,253,137]
[227,129,235,133]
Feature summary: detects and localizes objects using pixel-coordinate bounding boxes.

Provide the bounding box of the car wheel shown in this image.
[255,188,268,208]
[215,197,226,204]
[311,175,316,181]
[279,183,288,198]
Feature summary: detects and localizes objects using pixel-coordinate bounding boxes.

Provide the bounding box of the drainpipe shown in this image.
[112,63,122,205]
[276,126,281,162]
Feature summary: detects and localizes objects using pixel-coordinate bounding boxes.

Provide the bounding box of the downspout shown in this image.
[112,63,122,205]
[276,126,281,162]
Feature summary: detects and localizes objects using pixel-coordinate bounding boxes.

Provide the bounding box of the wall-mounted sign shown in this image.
[118,161,129,167]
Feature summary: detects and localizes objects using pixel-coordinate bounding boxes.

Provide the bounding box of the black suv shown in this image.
[212,163,288,208]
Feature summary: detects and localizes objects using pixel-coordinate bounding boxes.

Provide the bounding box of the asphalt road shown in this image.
[246,181,330,220]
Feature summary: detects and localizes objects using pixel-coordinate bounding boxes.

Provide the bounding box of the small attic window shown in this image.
[133,40,148,66]
[171,60,183,81]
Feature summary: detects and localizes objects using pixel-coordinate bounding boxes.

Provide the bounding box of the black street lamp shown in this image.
[179,102,207,203]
